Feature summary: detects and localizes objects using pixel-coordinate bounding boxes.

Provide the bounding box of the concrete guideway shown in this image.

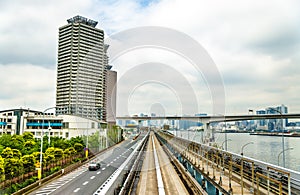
[137,131,189,194]
[157,131,295,195]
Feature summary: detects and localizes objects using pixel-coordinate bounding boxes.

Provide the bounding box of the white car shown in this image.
[88,161,101,171]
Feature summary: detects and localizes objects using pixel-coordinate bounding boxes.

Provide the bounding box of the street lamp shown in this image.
[269,107,286,167]
[39,106,56,184]
[224,116,228,150]
[221,139,232,150]
[278,147,293,166]
[241,142,254,156]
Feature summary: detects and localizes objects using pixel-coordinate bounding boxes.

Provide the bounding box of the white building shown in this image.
[0,109,105,139]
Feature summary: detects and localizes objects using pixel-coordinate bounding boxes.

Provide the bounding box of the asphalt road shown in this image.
[29,133,146,195]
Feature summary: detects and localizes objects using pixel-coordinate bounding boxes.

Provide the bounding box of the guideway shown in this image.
[136,131,189,194]
[157,130,297,195]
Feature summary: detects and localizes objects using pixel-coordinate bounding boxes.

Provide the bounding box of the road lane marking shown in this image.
[97,171,101,174]
[83,181,89,185]
[102,167,106,170]
[91,176,95,179]
[74,188,80,192]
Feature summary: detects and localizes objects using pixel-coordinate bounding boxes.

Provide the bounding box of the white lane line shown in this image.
[83,181,89,185]
[97,171,101,174]
[39,187,57,190]
[91,176,95,179]
[102,167,106,170]
[74,188,80,192]
[106,164,110,167]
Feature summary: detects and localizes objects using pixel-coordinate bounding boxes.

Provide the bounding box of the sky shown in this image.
[1,0,300,117]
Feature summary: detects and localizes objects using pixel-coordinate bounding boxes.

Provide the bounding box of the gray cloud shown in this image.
[248,27,300,58]
[1,0,300,115]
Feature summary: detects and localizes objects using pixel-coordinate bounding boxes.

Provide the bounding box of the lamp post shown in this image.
[222,139,232,150]
[241,142,254,156]
[39,106,56,184]
[269,107,286,167]
[224,116,228,150]
[278,147,293,166]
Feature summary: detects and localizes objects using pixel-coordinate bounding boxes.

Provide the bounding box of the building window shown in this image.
[62,122,69,128]
[7,118,12,122]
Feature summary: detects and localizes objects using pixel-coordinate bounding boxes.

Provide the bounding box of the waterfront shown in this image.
[170,130,300,172]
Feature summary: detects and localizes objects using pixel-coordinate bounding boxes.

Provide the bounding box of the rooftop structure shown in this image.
[67,15,98,27]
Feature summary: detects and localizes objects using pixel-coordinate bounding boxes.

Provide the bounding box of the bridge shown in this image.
[117,114,300,140]
[116,113,300,123]
[21,128,300,195]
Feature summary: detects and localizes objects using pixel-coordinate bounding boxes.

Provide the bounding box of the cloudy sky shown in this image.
[1,0,300,116]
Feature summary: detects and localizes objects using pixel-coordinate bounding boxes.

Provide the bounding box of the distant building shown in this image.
[256,110,266,128]
[56,15,107,121]
[266,104,288,130]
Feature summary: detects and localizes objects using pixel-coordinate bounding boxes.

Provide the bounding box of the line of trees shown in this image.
[0,132,85,183]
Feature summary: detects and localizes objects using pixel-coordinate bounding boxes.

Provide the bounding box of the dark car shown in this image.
[88,162,101,171]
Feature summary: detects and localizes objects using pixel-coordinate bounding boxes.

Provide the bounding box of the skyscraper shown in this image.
[56,16,106,121]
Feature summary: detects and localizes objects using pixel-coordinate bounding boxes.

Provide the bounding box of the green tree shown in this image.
[0,156,5,182]
[11,134,24,150]
[22,140,37,155]
[64,147,76,157]
[0,144,4,154]
[12,149,22,159]
[0,134,13,148]
[74,143,84,153]
[53,148,64,159]
[1,147,14,159]
[32,151,41,162]
[51,137,70,150]
[4,158,23,178]
[22,132,34,141]
[70,136,84,146]
[45,147,64,160]
[21,154,35,173]
[44,154,55,165]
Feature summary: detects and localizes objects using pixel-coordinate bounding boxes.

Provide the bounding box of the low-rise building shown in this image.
[0,108,105,139]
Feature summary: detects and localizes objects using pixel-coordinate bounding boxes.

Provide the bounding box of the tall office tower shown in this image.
[56,16,106,121]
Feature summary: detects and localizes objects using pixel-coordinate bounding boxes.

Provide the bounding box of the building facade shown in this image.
[106,69,117,124]
[0,109,103,139]
[56,15,106,121]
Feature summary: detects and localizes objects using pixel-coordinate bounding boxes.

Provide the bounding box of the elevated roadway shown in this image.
[117,113,300,123]
[28,133,147,195]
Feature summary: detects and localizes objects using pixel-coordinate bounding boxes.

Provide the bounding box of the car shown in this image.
[88,161,101,171]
